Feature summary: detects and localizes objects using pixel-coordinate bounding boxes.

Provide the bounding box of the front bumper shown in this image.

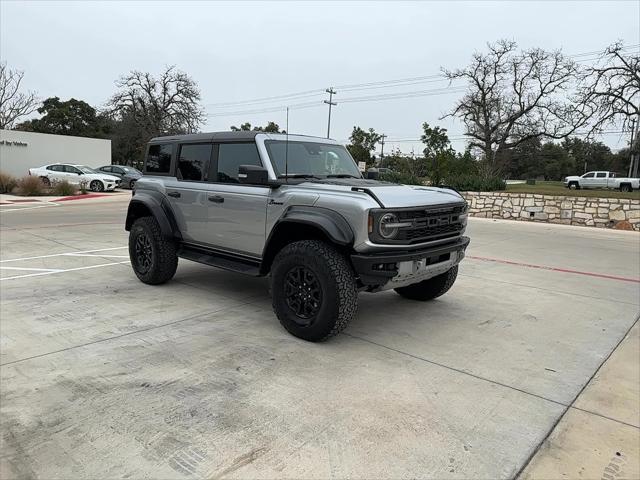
[351,236,470,290]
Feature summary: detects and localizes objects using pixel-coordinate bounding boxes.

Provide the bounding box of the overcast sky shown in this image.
[1,0,639,154]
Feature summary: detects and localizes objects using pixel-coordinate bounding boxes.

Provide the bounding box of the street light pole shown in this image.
[324,88,337,139]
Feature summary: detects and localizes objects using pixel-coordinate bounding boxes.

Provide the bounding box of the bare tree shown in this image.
[578,41,639,134]
[108,65,205,137]
[0,63,39,129]
[444,40,583,174]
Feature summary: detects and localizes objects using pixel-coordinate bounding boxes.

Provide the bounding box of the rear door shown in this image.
[161,142,214,242]
[593,171,607,188]
[45,164,65,181]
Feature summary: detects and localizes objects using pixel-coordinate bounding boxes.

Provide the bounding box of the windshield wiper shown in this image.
[326,174,362,179]
[277,174,321,179]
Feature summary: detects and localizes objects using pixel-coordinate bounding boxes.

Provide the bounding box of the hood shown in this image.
[300,178,465,208]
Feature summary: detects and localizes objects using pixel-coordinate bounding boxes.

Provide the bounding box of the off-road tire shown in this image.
[90,180,104,192]
[129,216,178,285]
[394,266,458,301]
[271,240,358,342]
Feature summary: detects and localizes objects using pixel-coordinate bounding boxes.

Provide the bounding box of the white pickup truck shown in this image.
[564,171,639,192]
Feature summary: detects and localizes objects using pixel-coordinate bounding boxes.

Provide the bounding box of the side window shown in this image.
[113,167,123,174]
[146,144,173,174]
[583,172,595,178]
[177,144,212,181]
[64,165,81,174]
[216,143,262,183]
[47,165,63,172]
[101,166,112,173]
[596,172,606,178]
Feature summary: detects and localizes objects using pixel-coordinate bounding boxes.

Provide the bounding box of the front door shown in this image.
[200,142,269,257]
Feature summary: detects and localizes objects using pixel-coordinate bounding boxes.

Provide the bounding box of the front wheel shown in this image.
[568,182,579,190]
[129,216,178,285]
[394,266,458,301]
[90,180,104,192]
[271,240,358,342]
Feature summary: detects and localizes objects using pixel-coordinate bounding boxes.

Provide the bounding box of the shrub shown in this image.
[379,171,424,185]
[16,175,46,196]
[444,174,506,192]
[51,179,77,196]
[0,172,18,194]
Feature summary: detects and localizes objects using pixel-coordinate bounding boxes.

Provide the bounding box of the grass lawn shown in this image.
[505,181,640,200]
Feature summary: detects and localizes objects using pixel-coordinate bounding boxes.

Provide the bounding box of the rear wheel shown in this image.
[129,216,178,285]
[129,179,136,189]
[394,266,458,301]
[40,177,50,187]
[620,184,632,193]
[90,180,104,192]
[271,240,357,342]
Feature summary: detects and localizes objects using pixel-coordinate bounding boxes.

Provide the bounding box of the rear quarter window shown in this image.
[145,144,173,175]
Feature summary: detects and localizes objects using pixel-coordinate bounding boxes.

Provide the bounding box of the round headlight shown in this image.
[379,213,399,239]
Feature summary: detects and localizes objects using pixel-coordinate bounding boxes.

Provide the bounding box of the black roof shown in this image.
[149,131,261,143]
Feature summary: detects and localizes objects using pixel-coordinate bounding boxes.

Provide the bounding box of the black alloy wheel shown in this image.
[284,265,323,324]
[134,232,153,274]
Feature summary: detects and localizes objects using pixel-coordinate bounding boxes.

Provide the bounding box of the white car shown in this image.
[28,163,121,192]
[564,171,639,192]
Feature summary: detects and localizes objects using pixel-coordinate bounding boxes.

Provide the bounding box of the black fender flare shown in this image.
[269,206,354,246]
[125,191,181,240]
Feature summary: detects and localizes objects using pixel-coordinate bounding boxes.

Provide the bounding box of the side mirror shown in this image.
[238,165,268,185]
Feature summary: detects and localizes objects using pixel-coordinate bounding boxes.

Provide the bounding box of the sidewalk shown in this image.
[520,321,640,479]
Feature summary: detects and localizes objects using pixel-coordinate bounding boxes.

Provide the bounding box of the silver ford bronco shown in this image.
[126,131,470,341]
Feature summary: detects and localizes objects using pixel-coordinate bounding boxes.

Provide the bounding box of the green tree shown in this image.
[346,126,381,167]
[562,137,611,173]
[230,121,285,133]
[16,97,110,137]
[421,123,455,185]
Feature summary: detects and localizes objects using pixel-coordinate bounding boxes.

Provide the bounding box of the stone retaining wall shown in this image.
[462,192,640,231]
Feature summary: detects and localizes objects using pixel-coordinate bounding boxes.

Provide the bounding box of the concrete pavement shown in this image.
[1,197,638,479]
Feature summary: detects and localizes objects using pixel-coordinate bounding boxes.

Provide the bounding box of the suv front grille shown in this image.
[377,204,466,244]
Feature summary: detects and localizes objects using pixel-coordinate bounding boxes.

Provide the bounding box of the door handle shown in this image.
[167,191,181,198]
[208,195,224,203]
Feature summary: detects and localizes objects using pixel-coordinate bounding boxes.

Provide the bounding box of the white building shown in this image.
[0,129,111,177]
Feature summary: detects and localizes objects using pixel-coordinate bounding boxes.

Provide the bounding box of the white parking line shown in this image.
[0,203,59,212]
[0,246,127,263]
[0,261,130,281]
[0,266,63,272]
[65,253,130,258]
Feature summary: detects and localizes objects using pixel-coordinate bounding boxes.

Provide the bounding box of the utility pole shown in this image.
[628,117,639,178]
[324,88,337,138]
[379,134,387,166]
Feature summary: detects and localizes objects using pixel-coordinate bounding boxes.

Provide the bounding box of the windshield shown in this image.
[265,141,361,178]
[77,166,97,174]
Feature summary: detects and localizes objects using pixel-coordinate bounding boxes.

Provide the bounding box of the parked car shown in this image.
[564,171,639,192]
[28,164,121,192]
[125,131,469,342]
[97,165,142,189]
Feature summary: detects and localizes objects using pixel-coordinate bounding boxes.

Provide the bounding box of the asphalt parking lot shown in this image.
[1,195,639,479]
